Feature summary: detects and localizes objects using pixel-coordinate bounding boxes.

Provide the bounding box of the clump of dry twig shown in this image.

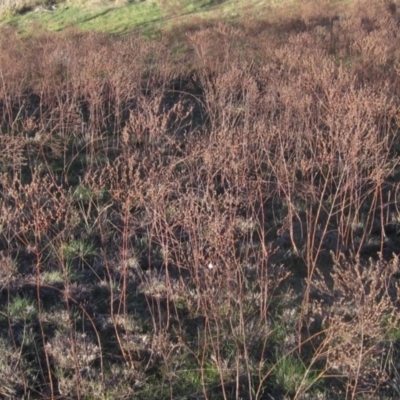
[0,1,400,398]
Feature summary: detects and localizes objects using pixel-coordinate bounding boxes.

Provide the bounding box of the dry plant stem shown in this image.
[68,296,105,389]
[351,311,365,400]
[209,319,229,400]
[34,250,55,399]
[118,200,129,319]
[300,172,335,352]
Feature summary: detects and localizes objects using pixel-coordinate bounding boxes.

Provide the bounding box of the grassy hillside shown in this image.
[1,0,400,399]
[0,0,347,36]
[0,0,278,35]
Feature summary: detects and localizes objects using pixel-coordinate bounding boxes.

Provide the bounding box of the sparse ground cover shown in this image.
[1,0,400,399]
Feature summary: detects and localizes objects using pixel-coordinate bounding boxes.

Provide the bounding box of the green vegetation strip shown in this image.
[0,0,334,35]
